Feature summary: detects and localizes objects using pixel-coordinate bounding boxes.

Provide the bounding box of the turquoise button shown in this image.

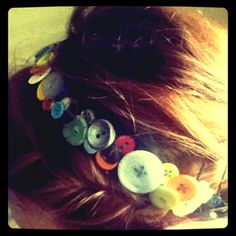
[51,102,64,119]
[62,115,88,146]
[81,109,95,125]
[117,150,164,194]
[42,72,64,99]
[87,119,116,150]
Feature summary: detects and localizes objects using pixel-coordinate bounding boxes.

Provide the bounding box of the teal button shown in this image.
[42,72,64,99]
[117,150,164,194]
[87,119,116,150]
[51,102,64,119]
[62,115,88,146]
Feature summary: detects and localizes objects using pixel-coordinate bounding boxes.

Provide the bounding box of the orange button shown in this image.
[36,81,46,101]
[167,175,198,201]
[95,151,118,171]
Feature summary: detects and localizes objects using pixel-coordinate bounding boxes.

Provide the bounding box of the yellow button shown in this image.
[167,175,198,201]
[35,52,55,67]
[36,80,46,101]
[149,185,180,210]
[163,163,179,183]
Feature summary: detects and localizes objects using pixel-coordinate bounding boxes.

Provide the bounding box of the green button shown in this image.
[62,115,88,146]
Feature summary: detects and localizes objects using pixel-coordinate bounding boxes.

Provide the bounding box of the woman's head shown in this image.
[9,6,227,229]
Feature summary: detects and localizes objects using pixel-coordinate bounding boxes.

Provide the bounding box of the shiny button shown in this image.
[83,139,97,154]
[36,81,46,101]
[62,115,88,146]
[35,44,55,62]
[163,163,179,183]
[41,72,64,99]
[60,97,72,111]
[28,67,51,85]
[115,135,135,155]
[81,109,95,125]
[87,119,116,150]
[35,51,55,67]
[149,185,180,210]
[167,175,198,201]
[117,150,164,194]
[95,151,118,171]
[51,102,64,119]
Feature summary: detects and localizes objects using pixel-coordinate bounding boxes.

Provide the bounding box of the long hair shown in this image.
[8,6,227,229]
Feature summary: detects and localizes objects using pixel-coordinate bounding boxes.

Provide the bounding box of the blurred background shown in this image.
[8,7,228,75]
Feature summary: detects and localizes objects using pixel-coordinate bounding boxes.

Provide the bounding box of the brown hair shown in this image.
[8,6,227,229]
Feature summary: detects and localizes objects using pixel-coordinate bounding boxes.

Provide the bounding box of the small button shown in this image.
[87,119,116,150]
[95,151,118,171]
[149,185,180,210]
[83,139,97,154]
[167,175,198,201]
[28,67,51,85]
[115,135,135,155]
[60,97,72,111]
[35,44,55,62]
[42,72,64,99]
[35,51,55,67]
[117,150,164,194]
[51,102,64,119]
[81,109,95,125]
[163,163,179,183]
[42,99,55,112]
[62,115,88,146]
[30,65,50,75]
[206,194,223,209]
[36,81,46,101]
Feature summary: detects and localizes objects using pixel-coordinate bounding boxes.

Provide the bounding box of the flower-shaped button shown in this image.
[62,115,88,146]
[149,185,180,210]
[42,72,64,99]
[117,150,164,194]
[115,135,135,155]
[81,109,96,125]
[87,119,116,150]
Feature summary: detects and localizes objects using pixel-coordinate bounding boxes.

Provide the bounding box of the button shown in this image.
[51,102,64,119]
[117,150,164,194]
[60,97,72,111]
[167,175,198,201]
[206,194,223,209]
[83,139,97,154]
[100,143,123,164]
[35,51,55,67]
[42,99,55,111]
[149,185,180,210]
[115,135,135,155]
[35,44,55,62]
[87,119,116,150]
[81,109,96,125]
[30,65,50,75]
[95,151,118,171]
[28,67,51,85]
[62,115,88,146]
[41,72,64,99]
[36,81,46,101]
[163,163,179,183]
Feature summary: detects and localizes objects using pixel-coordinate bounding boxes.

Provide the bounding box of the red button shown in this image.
[115,135,135,155]
[42,99,55,111]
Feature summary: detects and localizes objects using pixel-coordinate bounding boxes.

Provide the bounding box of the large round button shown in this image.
[28,67,51,85]
[115,135,135,155]
[62,115,88,146]
[81,109,95,125]
[36,81,46,101]
[95,151,118,171]
[41,72,64,99]
[51,102,64,119]
[149,185,180,210]
[167,175,198,201]
[117,150,164,194]
[163,163,179,183]
[87,119,116,150]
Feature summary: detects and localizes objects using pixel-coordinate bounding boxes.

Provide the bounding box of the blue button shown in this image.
[117,150,164,194]
[42,72,64,99]
[87,119,116,150]
[51,102,64,119]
